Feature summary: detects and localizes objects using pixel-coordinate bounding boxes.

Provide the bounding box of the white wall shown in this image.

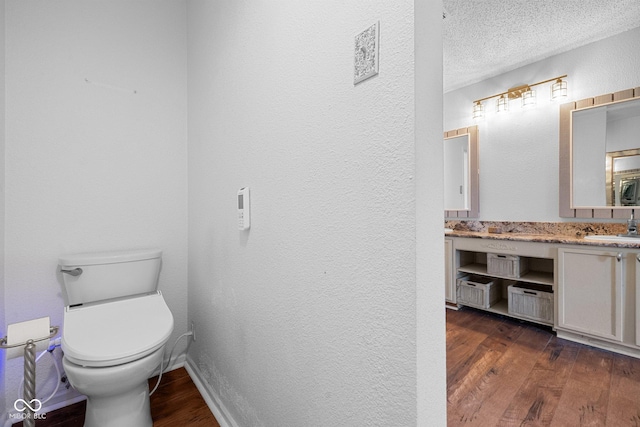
[0,0,6,418]
[444,26,640,222]
[2,0,188,418]
[415,0,446,423]
[186,1,445,426]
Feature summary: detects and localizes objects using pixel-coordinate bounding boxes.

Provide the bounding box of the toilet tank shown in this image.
[59,248,162,306]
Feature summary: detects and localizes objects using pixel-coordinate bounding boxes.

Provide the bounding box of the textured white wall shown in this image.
[187,1,445,426]
[444,26,640,222]
[0,0,6,418]
[415,0,447,424]
[2,1,188,417]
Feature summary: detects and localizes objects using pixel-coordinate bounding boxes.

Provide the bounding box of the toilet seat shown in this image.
[62,291,174,367]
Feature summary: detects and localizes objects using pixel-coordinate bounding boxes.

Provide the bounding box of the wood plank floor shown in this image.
[17,309,640,426]
[14,367,219,427]
[447,307,640,426]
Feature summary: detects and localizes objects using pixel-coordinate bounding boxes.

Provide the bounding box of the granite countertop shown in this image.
[444,221,640,248]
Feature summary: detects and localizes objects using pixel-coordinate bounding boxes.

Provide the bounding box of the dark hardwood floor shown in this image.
[447,307,640,426]
[18,309,640,426]
[15,367,219,427]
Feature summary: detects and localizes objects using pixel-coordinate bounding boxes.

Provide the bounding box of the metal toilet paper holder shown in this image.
[0,326,59,349]
[1,325,59,427]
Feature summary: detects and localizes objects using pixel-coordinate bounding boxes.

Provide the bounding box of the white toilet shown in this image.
[59,248,174,427]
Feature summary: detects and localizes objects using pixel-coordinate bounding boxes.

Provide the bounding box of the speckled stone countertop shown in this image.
[444,220,640,248]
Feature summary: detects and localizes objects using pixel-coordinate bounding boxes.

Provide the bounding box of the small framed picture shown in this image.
[354,21,380,84]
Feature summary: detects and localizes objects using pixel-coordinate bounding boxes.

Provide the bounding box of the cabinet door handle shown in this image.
[637,254,640,263]
[617,253,622,262]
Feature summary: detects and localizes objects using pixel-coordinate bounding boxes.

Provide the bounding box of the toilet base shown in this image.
[62,346,165,427]
[84,382,152,427]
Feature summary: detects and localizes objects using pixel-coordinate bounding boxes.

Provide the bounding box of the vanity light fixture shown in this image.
[521,87,537,107]
[496,94,509,113]
[551,78,568,100]
[471,74,567,119]
[472,100,484,120]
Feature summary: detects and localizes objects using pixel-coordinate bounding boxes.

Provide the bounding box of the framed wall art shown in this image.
[354,21,380,84]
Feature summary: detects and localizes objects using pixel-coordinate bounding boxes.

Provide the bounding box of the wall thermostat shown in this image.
[237,187,250,230]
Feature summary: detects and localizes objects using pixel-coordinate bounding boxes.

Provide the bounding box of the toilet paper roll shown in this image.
[5,317,51,360]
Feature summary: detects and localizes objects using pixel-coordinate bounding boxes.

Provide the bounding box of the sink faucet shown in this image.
[628,209,638,235]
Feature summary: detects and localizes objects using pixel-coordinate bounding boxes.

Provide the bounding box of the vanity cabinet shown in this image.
[446,234,640,358]
[450,238,555,326]
[557,246,640,357]
[557,247,624,342]
[637,253,640,346]
[445,238,455,304]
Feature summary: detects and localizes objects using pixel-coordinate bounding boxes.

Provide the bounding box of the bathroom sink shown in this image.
[445,228,453,233]
[584,235,640,242]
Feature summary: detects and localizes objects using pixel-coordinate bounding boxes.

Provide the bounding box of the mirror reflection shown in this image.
[572,97,640,207]
[444,125,479,218]
[444,134,469,210]
[609,150,640,206]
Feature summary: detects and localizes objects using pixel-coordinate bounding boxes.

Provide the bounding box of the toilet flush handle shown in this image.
[61,268,83,277]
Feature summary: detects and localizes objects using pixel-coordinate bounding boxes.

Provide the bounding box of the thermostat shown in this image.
[237,187,250,230]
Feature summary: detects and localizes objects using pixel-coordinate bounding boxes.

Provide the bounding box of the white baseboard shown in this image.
[556,329,640,359]
[184,356,239,427]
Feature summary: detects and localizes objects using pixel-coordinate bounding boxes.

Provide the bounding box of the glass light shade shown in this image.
[551,79,568,100]
[496,95,509,113]
[522,88,537,107]
[472,101,484,119]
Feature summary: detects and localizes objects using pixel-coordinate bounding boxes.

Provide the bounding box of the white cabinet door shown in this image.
[445,239,455,303]
[636,253,640,346]
[558,247,624,342]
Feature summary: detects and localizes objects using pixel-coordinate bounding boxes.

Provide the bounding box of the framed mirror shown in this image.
[559,87,640,218]
[444,125,479,218]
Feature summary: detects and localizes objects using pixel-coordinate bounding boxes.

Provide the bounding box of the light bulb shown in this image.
[496,95,509,113]
[551,78,568,100]
[472,101,484,120]
[522,88,537,107]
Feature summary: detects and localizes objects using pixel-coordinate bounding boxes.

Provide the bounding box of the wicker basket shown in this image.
[457,275,500,309]
[487,253,529,278]
[508,284,553,324]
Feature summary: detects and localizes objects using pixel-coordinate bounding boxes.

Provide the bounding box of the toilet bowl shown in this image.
[62,346,163,427]
[59,249,174,427]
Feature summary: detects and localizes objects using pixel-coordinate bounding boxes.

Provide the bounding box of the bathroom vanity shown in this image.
[445,223,640,359]
[441,86,640,358]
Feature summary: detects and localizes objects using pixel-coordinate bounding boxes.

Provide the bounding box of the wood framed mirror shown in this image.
[444,125,479,218]
[559,87,640,218]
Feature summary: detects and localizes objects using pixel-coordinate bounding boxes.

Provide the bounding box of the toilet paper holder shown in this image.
[0,326,59,349]
[1,324,59,427]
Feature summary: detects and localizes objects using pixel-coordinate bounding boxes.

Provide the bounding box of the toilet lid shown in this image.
[62,291,174,367]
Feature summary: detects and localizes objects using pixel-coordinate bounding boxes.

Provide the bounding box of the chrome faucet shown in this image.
[628,209,638,235]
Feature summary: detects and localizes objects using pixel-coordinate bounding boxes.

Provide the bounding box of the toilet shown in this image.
[59,248,174,427]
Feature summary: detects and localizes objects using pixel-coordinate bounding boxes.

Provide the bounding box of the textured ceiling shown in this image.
[443,0,640,92]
